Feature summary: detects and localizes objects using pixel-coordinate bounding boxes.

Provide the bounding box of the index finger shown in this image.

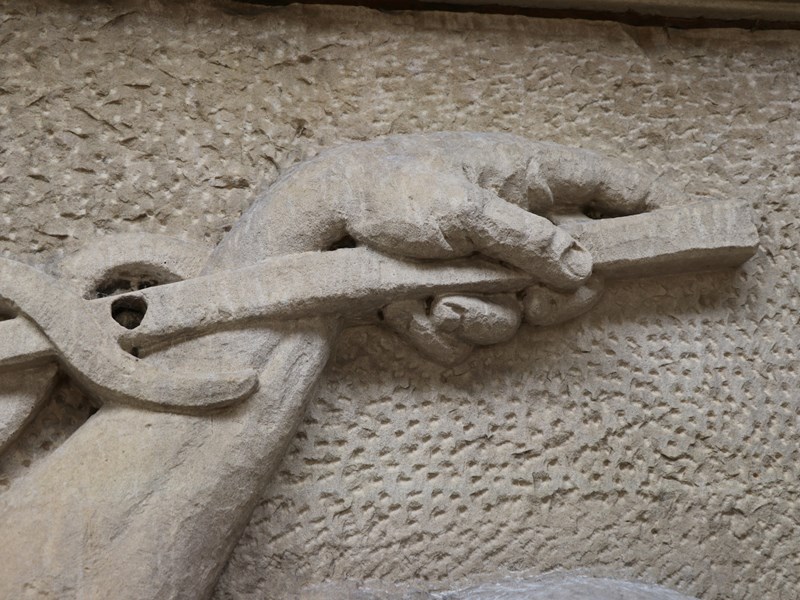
[422,133,683,216]
[457,187,593,291]
[530,142,684,217]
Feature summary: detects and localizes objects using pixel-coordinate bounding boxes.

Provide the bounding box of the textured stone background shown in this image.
[1,1,799,599]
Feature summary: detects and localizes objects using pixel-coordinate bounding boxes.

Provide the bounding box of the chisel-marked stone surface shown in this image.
[0,2,795,600]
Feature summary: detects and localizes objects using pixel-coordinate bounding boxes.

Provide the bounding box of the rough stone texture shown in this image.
[0,1,798,599]
[3,126,735,597]
[303,574,701,599]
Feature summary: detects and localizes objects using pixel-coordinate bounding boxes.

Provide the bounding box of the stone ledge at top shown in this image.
[417,0,800,21]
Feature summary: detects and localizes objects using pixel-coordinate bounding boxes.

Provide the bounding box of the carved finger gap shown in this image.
[90,265,184,300]
[327,234,358,251]
[581,202,637,220]
[424,295,434,316]
[583,205,613,220]
[0,371,95,487]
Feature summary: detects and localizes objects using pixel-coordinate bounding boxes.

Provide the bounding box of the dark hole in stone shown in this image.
[327,234,358,251]
[582,205,610,220]
[95,277,161,298]
[111,295,148,330]
[96,279,134,298]
[424,296,434,315]
[581,204,632,220]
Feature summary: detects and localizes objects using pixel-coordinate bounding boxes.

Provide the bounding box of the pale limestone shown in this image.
[0,2,797,599]
[304,573,701,599]
[2,129,748,599]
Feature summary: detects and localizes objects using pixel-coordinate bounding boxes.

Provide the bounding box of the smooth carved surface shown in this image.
[0,3,793,599]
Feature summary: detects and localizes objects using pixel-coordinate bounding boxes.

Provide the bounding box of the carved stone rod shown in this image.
[0,200,756,372]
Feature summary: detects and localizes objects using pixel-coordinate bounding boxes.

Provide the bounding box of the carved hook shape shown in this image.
[0,257,259,411]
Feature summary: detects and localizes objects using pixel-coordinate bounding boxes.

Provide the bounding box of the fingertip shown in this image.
[470,194,593,290]
[383,299,474,366]
[431,294,521,346]
[561,243,593,285]
[545,231,593,289]
[523,276,604,327]
[522,287,563,327]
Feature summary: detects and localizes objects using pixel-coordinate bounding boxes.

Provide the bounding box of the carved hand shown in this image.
[0,134,697,414]
[214,132,676,364]
[0,133,701,600]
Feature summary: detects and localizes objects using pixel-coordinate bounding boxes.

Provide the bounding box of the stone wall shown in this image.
[1,1,798,598]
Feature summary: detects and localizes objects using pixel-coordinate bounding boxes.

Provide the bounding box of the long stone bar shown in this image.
[0,200,757,366]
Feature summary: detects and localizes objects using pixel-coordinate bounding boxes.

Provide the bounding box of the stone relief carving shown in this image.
[0,133,757,598]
